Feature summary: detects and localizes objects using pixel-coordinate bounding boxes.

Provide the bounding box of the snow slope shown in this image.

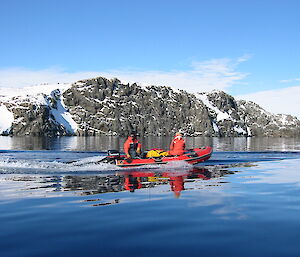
[0,105,14,134]
[0,83,77,135]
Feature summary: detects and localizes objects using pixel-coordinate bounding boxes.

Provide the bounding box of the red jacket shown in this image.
[169,136,185,155]
[124,137,141,155]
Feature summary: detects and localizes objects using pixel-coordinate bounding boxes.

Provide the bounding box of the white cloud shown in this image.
[0,67,101,88]
[0,57,248,93]
[237,54,252,63]
[237,85,300,119]
[104,57,249,92]
[280,78,300,83]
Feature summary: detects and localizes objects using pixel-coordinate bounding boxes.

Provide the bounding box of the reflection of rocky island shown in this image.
[1,167,234,205]
[63,175,125,194]
[62,167,226,198]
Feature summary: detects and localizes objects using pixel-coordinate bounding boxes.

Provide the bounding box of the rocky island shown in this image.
[0,76,299,137]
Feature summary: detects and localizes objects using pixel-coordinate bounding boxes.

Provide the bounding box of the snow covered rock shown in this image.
[0,84,77,136]
[0,104,14,135]
[0,77,299,137]
[237,100,300,137]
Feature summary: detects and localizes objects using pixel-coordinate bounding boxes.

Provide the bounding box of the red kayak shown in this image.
[104,146,213,167]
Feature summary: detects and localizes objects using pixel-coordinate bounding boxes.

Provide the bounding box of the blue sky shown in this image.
[1,0,300,116]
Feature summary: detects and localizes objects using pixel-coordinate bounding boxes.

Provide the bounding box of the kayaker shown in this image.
[124,131,142,159]
[169,132,186,156]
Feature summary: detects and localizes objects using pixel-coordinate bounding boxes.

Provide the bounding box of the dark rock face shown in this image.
[62,78,215,136]
[237,100,300,137]
[198,91,248,137]
[1,76,300,137]
[10,104,66,136]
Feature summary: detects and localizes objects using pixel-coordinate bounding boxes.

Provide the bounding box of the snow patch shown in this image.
[45,90,78,133]
[212,122,219,133]
[234,126,247,134]
[247,127,252,136]
[0,105,14,134]
[216,112,230,121]
[197,93,231,121]
[50,102,78,133]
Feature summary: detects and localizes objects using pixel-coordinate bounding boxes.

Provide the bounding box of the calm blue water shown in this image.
[1,136,300,257]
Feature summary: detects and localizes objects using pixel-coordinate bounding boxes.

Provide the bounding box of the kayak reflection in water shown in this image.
[169,176,184,198]
[123,131,142,159]
[122,168,211,198]
[123,173,185,196]
[124,175,142,193]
